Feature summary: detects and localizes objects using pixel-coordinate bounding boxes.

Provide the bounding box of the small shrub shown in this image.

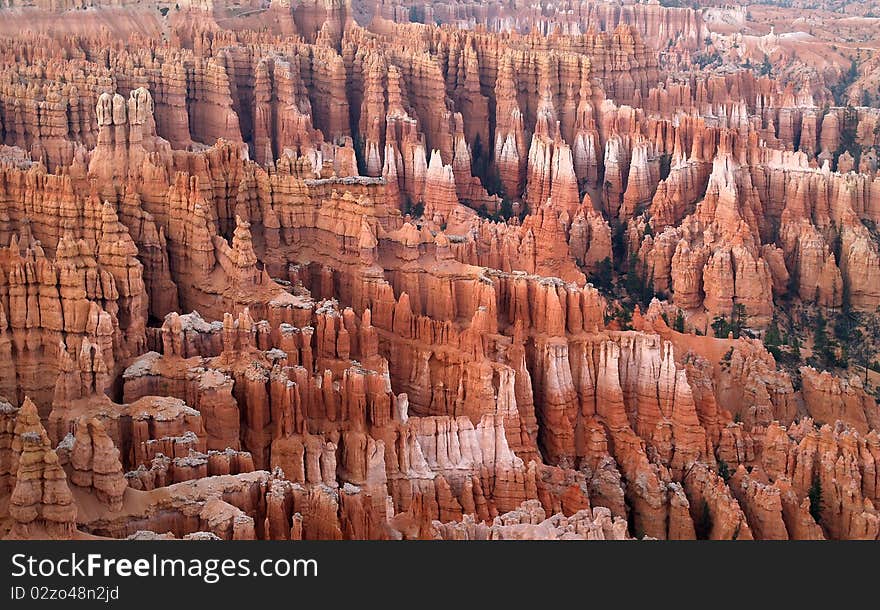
[717,458,731,483]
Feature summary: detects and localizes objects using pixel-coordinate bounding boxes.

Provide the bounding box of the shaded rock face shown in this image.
[62,417,127,512]
[0,3,878,542]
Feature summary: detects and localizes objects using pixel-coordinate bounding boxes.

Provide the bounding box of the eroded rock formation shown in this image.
[1,0,879,541]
